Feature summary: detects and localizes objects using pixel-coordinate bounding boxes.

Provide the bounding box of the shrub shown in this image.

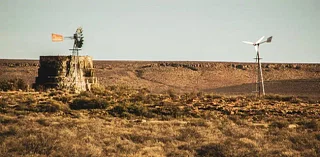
[70,97,108,110]
[91,84,105,95]
[196,143,226,157]
[0,99,8,108]
[127,103,148,116]
[122,133,155,144]
[152,104,184,118]
[36,118,50,126]
[36,100,69,112]
[315,133,320,141]
[16,78,27,90]
[57,95,72,104]
[270,120,289,129]
[176,128,202,141]
[20,132,58,156]
[299,119,320,131]
[0,80,10,91]
[264,94,293,102]
[22,95,37,105]
[289,134,318,151]
[0,115,18,124]
[108,105,128,117]
[0,126,19,137]
[78,91,95,98]
[0,78,27,91]
[166,89,178,100]
[196,138,260,157]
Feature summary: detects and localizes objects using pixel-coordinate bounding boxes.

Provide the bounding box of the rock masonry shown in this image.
[33,55,98,91]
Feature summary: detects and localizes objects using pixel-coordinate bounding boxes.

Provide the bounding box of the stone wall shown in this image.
[33,55,97,91]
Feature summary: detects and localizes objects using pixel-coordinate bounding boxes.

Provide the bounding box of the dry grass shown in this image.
[0,87,319,156]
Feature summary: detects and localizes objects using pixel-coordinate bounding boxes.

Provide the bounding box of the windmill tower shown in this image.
[68,27,84,89]
[34,27,97,91]
[243,36,273,97]
[41,27,92,91]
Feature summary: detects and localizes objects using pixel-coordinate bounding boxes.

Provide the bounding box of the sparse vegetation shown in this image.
[0,86,319,156]
[36,100,70,113]
[0,78,27,91]
[70,97,108,110]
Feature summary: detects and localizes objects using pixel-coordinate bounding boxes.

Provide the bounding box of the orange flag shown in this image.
[52,33,64,42]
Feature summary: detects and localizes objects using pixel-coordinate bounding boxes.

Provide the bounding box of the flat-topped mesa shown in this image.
[33,55,98,91]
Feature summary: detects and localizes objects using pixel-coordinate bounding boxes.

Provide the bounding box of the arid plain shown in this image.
[0,59,319,156]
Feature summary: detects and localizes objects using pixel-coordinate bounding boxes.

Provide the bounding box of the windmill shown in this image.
[243,36,272,97]
[69,27,84,86]
[51,27,84,89]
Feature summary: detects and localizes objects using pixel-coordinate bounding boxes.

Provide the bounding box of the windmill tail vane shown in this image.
[52,33,64,42]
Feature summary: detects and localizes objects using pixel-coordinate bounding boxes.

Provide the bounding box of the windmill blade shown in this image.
[242,41,254,45]
[256,36,265,44]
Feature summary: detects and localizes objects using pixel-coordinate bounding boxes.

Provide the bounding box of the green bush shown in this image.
[127,103,147,116]
[36,100,69,112]
[0,78,28,91]
[108,105,128,117]
[69,97,108,110]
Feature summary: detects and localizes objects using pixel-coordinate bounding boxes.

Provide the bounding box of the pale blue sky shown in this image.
[0,0,319,63]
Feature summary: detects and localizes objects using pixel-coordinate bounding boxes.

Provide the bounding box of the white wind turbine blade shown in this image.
[256,36,265,44]
[254,45,258,53]
[242,41,254,45]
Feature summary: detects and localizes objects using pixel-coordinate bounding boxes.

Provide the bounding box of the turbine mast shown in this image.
[257,45,265,96]
[243,36,273,97]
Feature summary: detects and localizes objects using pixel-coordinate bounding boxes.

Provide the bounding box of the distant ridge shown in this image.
[0,59,319,97]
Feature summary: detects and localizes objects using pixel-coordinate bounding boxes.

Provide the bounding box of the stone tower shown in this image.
[33,55,97,91]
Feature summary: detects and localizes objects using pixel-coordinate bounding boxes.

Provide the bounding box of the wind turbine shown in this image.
[243,36,273,97]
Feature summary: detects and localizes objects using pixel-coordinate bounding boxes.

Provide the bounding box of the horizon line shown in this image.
[0,57,319,64]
